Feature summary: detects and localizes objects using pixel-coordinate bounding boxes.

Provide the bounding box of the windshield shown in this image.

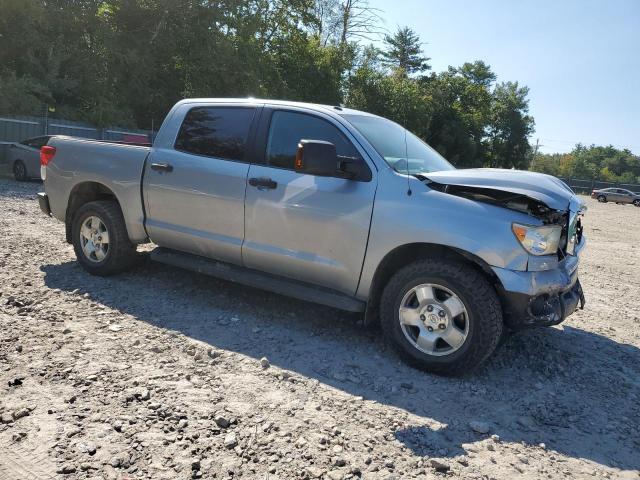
[342,114,455,174]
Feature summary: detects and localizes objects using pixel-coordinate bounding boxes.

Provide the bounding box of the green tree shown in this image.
[530,153,562,176]
[382,26,430,74]
[486,82,535,169]
[0,0,543,170]
[347,65,430,130]
[457,60,496,87]
[417,62,496,166]
[530,144,640,183]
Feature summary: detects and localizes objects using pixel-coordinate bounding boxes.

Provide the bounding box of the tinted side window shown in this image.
[175,107,255,161]
[266,111,359,170]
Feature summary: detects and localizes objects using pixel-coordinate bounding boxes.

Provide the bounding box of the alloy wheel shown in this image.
[398,283,469,356]
[79,216,110,262]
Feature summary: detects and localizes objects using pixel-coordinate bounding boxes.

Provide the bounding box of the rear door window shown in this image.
[175,107,255,162]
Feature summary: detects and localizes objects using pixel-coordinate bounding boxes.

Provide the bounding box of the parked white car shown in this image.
[8,135,51,181]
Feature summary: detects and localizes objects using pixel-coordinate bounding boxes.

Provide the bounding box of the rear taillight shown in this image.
[40,145,56,166]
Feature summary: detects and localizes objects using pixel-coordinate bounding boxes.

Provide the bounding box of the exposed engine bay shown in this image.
[422,179,566,223]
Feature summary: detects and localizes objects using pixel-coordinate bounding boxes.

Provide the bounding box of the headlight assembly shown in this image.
[512,223,561,256]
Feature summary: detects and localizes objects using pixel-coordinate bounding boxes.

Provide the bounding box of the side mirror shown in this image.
[295,140,354,179]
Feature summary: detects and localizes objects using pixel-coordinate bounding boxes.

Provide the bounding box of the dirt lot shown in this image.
[0,178,638,480]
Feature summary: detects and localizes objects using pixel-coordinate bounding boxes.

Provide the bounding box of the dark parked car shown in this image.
[8,136,52,181]
[591,187,640,206]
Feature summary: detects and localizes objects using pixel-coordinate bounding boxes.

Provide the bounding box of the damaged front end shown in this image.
[424,180,584,259]
[420,170,587,329]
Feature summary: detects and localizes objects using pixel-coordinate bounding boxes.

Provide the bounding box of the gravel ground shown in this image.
[1,177,639,480]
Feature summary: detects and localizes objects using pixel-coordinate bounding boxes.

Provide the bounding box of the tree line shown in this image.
[0,0,558,171]
[531,145,640,184]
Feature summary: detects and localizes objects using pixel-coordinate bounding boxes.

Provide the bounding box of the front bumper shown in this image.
[492,239,586,329]
[37,192,51,216]
[500,279,585,328]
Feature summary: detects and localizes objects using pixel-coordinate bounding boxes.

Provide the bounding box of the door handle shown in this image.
[249,177,277,190]
[150,162,173,173]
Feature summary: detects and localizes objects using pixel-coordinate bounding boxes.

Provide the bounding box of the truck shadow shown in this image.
[41,259,640,472]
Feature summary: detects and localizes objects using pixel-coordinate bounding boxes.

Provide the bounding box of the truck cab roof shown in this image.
[173,98,379,118]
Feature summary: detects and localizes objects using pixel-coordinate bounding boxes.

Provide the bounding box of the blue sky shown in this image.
[368,0,640,154]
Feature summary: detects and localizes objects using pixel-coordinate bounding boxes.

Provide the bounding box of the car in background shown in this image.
[7,136,52,181]
[591,187,640,206]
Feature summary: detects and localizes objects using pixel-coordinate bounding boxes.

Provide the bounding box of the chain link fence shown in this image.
[559,177,640,195]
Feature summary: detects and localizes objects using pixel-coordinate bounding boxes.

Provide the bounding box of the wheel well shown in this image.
[364,243,502,325]
[65,182,120,243]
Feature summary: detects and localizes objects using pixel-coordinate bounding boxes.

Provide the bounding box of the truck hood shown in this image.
[424,168,584,213]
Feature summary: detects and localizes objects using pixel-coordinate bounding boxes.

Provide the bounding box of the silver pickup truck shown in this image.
[38,99,586,374]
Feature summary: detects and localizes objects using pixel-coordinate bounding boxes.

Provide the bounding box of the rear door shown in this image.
[604,188,618,201]
[242,107,377,295]
[143,103,259,265]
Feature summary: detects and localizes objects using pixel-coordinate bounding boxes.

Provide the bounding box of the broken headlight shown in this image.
[512,223,562,256]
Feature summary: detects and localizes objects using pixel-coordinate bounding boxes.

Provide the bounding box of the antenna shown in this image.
[404,127,412,196]
[399,81,412,197]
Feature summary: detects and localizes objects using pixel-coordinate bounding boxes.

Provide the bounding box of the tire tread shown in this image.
[71,200,137,276]
[380,258,503,375]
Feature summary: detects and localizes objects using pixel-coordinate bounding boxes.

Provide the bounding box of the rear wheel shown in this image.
[13,160,27,181]
[72,200,137,276]
[380,258,503,375]
[597,195,607,203]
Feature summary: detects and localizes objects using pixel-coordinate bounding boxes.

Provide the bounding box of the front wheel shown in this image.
[634,200,640,207]
[597,195,607,203]
[72,200,137,276]
[380,259,503,375]
[13,160,28,181]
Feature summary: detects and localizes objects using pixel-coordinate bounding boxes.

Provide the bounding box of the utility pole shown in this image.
[44,104,55,135]
[530,138,540,170]
[44,105,48,135]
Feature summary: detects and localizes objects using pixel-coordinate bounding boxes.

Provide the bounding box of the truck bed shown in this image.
[44,136,151,243]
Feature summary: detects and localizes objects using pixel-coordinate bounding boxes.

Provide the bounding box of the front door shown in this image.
[143,104,258,265]
[619,189,633,204]
[243,108,377,295]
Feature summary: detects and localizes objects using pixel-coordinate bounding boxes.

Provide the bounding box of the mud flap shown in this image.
[577,280,586,310]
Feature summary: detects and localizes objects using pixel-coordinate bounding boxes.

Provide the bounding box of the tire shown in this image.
[597,195,607,203]
[13,160,28,181]
[71,200,137,276]
[380,258,503,375]
[634,200,640,207]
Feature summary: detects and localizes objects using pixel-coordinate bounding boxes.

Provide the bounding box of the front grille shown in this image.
[575,217,584,244]
[564,211,584,256]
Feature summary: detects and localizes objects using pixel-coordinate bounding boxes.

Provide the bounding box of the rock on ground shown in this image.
[0,178,639,479]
